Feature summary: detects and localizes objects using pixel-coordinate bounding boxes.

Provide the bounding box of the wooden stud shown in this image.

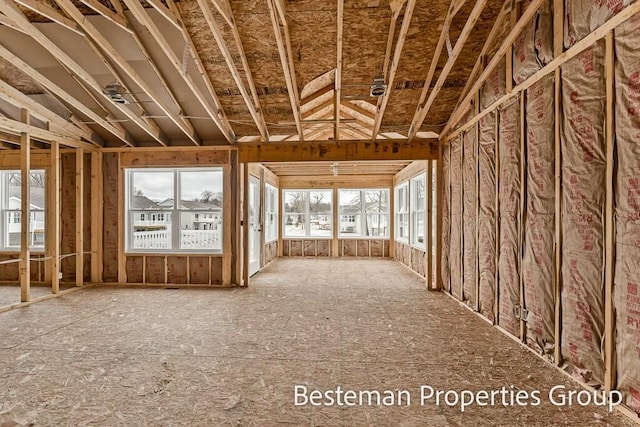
[553,0,563,367]
[75,149,84,287]
[90,151,103,283]
[427,160,433,289]
[242,163,250,286]
[332,188,339,257]
[19,108,30,303]
[506,0,521,93]
[604,30,616,392]
[164,256,168,284]
[389,180,395,259]
[222,163,232,285]
[277,187,284,257]
[519,92,526,341]
[49,140,60,294]
[143,256,146,284]
[494,112,500,324]
[117,154,126,283]
[259,168,266,267]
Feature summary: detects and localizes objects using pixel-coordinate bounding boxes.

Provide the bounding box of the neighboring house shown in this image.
[132,195,222,232]
[7,186,46,247]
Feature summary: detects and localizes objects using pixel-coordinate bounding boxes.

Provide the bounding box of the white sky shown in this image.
[133,170,223,202]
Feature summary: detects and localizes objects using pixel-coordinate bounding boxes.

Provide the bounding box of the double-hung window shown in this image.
[283,190,332,238]
[411,173,426,249]
[1,170,46,250]
[126,168,223,252]
[265,184,278,242]
[338,189,389,238]
[394,183,409,243]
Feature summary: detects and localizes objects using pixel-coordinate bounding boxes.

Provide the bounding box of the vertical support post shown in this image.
[332,188,339,257]
[475,91,481,310]
[75,149,84,287]
[505,0,520,93]
[427,160,433,289]
[48,140,60,293]
[553,0,564,366]
[604,30,616,392]
[277,187,283,257]
[230,150,241,285]
[19,108,30,303]
[389,180,395,259]
[223,161,232,286]
[90,151,103,283]
[519,92,527,342]
[494,111,500,324]
[435,142,443,291]
[117,154,126,283]
[242,163,250,286]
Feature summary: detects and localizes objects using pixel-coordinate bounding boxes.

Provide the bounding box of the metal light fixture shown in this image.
[103,82,130,104]
[370,77,387,97]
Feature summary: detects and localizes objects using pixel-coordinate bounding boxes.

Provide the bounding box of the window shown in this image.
[126,168,223,252]
[338,189,389,238]
[394,183,409,243]
[265,184,278,242]
[1,170,46,250]
[283,189,332,238]
[411,173,426,249]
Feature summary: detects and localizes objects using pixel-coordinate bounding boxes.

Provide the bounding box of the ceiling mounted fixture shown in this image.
[103,82,130,104]
[370,77,387,97]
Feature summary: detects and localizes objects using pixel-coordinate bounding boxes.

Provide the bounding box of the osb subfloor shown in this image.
[0,283,75,309]
[0,258,635,426]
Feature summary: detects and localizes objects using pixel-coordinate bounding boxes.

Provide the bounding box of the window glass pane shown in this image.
[284,191,306,213]
[310,214,332,237]
[179,170,223,209]
[131,171,174,208]
[364,190,388,213]
[284,213,305,236]
[309,191,332,214]
[180,210,222,250]
[339,190,360,211]
[415,214,425,246]
[4,171,46,249]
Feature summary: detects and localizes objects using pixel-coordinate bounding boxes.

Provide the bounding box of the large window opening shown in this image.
[395,182,409,243]
[1,170,46,251]
[338,189,389,238]
[126,168,223,252]
[283,190,332,238]
[411,173,426,249]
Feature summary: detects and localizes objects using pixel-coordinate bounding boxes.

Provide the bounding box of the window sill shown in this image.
[338,236,389,240]
[282,237,333,240]
[125,252,223,257]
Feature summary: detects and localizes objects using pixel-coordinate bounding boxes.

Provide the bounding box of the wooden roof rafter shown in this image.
[75,0,130,33]
[407,0,490,140]
[13,0,83,36]
[370,0,417,142]
[55,0,201,146]
[197,0,269,142]
[267,0,303,141]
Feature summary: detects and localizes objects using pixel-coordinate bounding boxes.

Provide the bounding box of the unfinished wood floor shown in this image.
[0,258,635,426]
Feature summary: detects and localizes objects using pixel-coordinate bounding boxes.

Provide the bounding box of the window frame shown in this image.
[125,167,224,254]
[394,182,409,243]
[0,169,46,252]
[410,173,427,249]
[282,189,333,239]
[338,188,389,239]
[264,183,278,243]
